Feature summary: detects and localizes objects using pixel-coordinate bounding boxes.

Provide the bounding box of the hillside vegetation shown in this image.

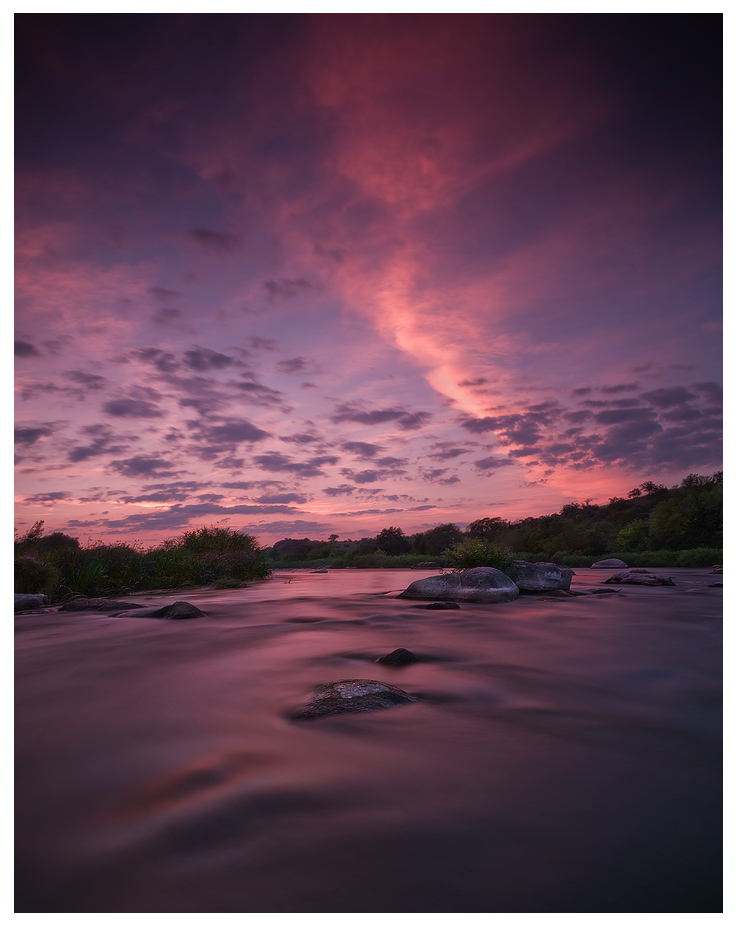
[267,471,722,569]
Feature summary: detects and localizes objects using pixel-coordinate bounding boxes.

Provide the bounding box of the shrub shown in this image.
[446,538,515,572]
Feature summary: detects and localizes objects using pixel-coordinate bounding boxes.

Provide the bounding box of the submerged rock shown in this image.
[603,571,675,586]
[511,561,574,592]
[376,648,418,666]
[591,558,629,569]
[293,679,418,719]
[15,593,50,612]
[397,567,519,604]
[134,601,206,619]
[310,569,329,573]
[709,565,722,574]
[422,601,461,609]
[58,597,144,612]
[413,562,441,570]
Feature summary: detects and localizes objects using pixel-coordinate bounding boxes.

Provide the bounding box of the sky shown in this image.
[14,12,723,548]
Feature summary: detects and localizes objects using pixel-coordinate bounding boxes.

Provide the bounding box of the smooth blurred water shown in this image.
[15,568,722,912]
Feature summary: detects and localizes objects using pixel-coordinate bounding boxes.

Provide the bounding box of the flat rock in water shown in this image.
[603,571,675,586]
[376,648,418,666]
[15,593,50,612]
[709,565,722,574]
[591,558,629,569]
[512,561,574,592]
[130,601,206,619]
[293,679,418,719]
[423,601,461,609]
[397,567,519,604]
[58,597,144,612]
[413,562,441,570]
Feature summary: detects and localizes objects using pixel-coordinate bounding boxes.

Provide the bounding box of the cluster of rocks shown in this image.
[397,562,576,604]
[58,597,145,612]
[14,594,205,619]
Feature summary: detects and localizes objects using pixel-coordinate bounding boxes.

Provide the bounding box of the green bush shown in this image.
[445,538,515,572]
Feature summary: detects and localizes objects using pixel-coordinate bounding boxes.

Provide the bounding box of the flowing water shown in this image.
[15,568,722,912]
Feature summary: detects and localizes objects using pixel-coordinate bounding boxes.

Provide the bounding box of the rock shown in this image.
[709,566,722,574]
[603,571,675,586]
[134,601,205,619]
[413,562,441,570]
[14,593,50,612]
[376,648,418,666]
[511,560,574,592]
[396,567,519,604]
[58,597,144,612]
[587,588,625,595]
[591,558,628,569]
[293,679,418,719]
[310,569,328,573]
[422,601,461,609]
[707,583,723,588]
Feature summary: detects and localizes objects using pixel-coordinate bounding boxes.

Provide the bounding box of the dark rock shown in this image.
[591,558,628,568]
[293,679,418,719]
[15,593,50,612]
[58,597,144,612]
[413,562,441,570]
[376,648,418,666]
[512,560,574,592]
[709,565,722,574]
[310,569,328,573]
[397,567,519,604]
[139,601,205,619]
[707,583,723,588]
[423,601,461,609]
[587,588,625,595]
[603,571,675,586]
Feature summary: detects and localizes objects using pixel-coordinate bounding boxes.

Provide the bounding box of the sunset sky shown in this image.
[14,13,722,547]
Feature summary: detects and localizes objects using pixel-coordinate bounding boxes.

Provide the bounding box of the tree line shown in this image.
[268,471,722,564]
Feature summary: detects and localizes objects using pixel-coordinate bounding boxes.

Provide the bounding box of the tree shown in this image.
[467,517,507,542]
[375,526,411,555]
[419,523,463,556]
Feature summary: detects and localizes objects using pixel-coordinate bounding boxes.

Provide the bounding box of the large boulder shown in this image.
[293,679,418,719]
[14,593,50,612]
[603,571,675,586]
[591,558,628,569]
[397,567,519,604]
[511,560,574,592]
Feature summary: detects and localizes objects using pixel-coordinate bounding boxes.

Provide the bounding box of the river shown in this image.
[15,568,722,912]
